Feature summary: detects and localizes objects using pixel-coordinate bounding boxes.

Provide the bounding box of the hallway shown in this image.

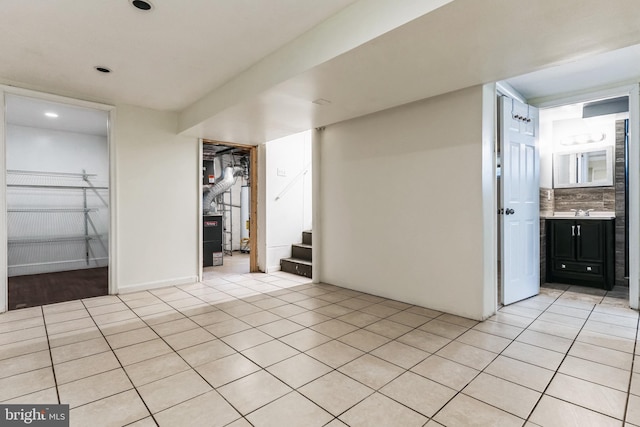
[0,273,637,426]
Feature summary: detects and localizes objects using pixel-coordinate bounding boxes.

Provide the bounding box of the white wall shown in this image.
[264,130,312,272]
[539,110,554,189]
[114,104,199,292]
[318,86,494,320]
[6,125,109,276]
[7,126,108,177]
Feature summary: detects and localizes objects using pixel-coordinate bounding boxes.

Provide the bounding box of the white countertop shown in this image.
[544,212,615,219]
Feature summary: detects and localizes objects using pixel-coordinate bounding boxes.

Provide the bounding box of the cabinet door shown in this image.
[576,220,604,263]
[550,220,575,259]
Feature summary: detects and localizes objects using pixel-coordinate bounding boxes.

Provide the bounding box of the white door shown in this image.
[501,96,540,305]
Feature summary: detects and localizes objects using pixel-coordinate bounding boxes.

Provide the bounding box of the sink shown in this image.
[550,211,615,219]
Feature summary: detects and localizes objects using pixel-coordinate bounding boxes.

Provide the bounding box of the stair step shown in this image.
[292,243,312,261]
[281,258,312,278]
[302,230,312,245]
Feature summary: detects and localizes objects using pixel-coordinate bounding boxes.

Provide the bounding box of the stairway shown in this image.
[280,230,312,278]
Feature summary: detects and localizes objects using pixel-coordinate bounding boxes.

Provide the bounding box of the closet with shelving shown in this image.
[5,94,110,309]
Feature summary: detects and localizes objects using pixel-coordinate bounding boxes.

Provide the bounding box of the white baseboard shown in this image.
[264,265,282,274]
[116,275,198,294]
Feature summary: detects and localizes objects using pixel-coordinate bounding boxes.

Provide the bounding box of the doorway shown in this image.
[5,94,111,310]
[497,85,639,309]
[539,97,629,291]
[200,140,258,277]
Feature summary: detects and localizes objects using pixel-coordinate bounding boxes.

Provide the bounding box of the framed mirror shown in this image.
[553,146,613,188]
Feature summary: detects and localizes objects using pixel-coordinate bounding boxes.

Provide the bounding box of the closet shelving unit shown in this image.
[7,169,109,276]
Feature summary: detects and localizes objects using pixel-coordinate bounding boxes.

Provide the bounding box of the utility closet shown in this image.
[202,143,250,267]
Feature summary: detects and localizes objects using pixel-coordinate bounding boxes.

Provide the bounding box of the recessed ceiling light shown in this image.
[44,112,58,118]
[94,66,111,73]
[131,0,153,11]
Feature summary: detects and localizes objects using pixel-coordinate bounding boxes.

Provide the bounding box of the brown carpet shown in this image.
[8,267,108,310]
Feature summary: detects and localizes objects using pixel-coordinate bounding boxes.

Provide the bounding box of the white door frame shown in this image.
[534,84,640,310]
[0,85,116,313]
[198,139,260,281]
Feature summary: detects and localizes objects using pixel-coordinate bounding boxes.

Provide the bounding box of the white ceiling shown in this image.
[5,95,108,136]
[182,0,640,143]
[2,0,640,144]
[506,44,640,104]
[0,0,358,111]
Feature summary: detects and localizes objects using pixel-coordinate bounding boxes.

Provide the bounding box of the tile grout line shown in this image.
[422,293,560,425]
[5,284,457,422]
[418,288,601,422]
[170,282,447,423]
[282,313,433,423]
[79,298,160,427]
[75,286,633,424]
[522,288,610,424]
[192,288,368,424]
[519,289,589,421]
[622,313,640,426]
[2,279,632,426]
[41,306,62,405]
[115,291,257,427]
[259,305,479,423]
[209,280,557,425]
[167,275,345,425]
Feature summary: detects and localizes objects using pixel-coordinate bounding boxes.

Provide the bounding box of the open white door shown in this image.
[501,96,540,305]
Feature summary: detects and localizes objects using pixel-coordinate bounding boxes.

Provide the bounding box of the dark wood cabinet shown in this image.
[546,218,614,290]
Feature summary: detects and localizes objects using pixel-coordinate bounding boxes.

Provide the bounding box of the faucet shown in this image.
[571,209,594,217]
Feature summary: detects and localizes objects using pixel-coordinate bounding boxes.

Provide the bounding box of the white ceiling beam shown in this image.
[177,0,453,135]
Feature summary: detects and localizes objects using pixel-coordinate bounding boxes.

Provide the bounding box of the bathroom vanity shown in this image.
[546,214,615,290]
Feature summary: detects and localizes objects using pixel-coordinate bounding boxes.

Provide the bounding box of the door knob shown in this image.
[505,208,515,215]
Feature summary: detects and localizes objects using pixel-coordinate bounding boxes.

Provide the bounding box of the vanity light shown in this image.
[44,112,58,118]
[559,132,605,146]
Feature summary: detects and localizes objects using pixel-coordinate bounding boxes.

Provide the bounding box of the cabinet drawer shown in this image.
[553,260,602,275]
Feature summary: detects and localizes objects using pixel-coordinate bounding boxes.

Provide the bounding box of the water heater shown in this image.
[240,185,250,240]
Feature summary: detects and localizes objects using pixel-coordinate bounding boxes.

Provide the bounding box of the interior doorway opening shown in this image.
[201,140,257,277]
[539,97,629,292]
[5,94,110,310]
[496,83,637,309]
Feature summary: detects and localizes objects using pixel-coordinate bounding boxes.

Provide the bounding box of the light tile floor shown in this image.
[0,267,638,426]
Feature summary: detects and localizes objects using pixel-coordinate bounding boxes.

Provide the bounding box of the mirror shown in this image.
[553,146,613,188]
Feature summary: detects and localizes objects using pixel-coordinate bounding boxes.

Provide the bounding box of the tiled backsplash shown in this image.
[539,186,615,215]
[539,188,553,216]
[551,187,615,212]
